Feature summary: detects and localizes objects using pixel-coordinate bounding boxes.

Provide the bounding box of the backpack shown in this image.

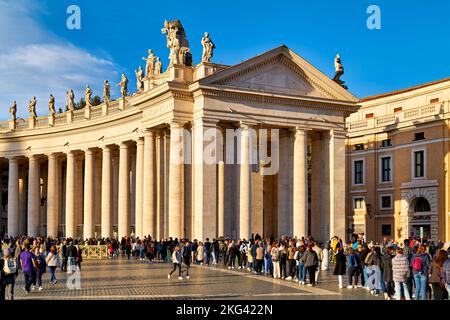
[3,258,17,275]
[412,256,423,272]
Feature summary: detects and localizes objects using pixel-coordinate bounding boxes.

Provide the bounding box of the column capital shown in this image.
[119,142,129,149]
[84,148,94,155]
[169,121,185,129]
[143,129,157,138]
[135,137,145,145]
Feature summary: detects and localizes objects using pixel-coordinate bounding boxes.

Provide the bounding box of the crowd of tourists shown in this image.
[0,233,449,301]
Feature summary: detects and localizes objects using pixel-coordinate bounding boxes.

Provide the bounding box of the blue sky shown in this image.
[1,0,450,119]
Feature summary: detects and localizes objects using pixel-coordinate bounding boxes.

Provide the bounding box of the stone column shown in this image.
[118,142,130,237]
[218,160,225,237]
[18,168,27,236]
[156,132,165,240]
[277,130,294,238]
[239,124,252,240]
[143,131,156,238]
[27,155,40,237]
[7,158,19,237]
[65,151,76,238]
[328,130,346,240]
[293,128,308,238]
[134,138,144,238]
[47,153,58,238]
[168,123,184,238]
[101,146,112,238]
[83,149,94,239]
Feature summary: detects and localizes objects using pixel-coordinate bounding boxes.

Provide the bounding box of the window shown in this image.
[381,139,392,148]
[353,160,364,185]
[414,132,425,141]
[381,156,392,182]
[354,197,364,210]
[365,113,374,119]
[414,150,425,178]
[430,98,439,104]
[380,195,392,209]
[414,197,431,212]
[354,143,364,151]
[381,224,392,236]
[393,107,402,113]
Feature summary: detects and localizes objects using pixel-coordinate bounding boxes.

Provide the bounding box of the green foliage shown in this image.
[74,98,86,110]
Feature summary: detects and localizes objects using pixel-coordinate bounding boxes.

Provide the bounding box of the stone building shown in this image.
[346,78,450,243]
[0,22,358,242]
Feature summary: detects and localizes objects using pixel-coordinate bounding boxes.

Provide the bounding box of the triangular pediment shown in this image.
[199,46,358,102]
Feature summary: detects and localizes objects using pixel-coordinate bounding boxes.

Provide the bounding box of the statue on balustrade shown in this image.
[135,66,144,93]
[85,85,92,108]
[142,49,155,77]
[155,57,162,75]
[67,89,75,111]
[9,100,17,120]
[332,53,348,89]
[103,80,110,105]
[48,94,55,114]
[28,96,37,118]
[201,32,215,63]
[161,19,192,66]
[117,73,128,97]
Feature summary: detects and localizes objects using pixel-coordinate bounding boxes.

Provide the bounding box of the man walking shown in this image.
[19,243,37,293]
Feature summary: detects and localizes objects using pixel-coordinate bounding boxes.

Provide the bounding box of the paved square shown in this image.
[11,258,384,300]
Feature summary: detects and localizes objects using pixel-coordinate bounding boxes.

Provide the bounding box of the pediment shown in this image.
[199,46,358,102]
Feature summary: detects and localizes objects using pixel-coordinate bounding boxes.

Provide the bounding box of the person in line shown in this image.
[45,245,60,284]
[227,241,237,269]
[347,247,360,288]
[333,246,346,289]
[197,242,204,265]
[392,247,411,300]
[412,245,431,300]
[303,244,319,287]
[286,241,296,280]
[279,241,287,279]
[168,245,182,280]
[295,245,306,285]
[255,242,264,275]
[0,249,18,300]
[271,241,280,279]
[429,249,448,300]
[381,246,395,300]
[19,242,37,293]
[312,241,323,284]
[444,251,450,298]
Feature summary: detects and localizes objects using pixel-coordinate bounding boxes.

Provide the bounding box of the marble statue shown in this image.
[28,96,37,118]
[67,89,75,111]
[142,49,155,77]
[135,66,144,92]
[48,94,55,114]
[155,57,162,75]
[103,80,110,105]
[161,19,192,66]
[333,53,348,89]
[201,32,215,63]
[85,85,92,108]
[9,100,17,120]
[117,73,128,97]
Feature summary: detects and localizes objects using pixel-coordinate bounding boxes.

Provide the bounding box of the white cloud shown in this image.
[0,0,120,119]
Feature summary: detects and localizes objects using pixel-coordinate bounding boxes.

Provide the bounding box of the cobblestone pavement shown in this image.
[11,257,384,300]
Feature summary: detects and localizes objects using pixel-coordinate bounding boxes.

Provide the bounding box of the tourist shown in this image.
[168,245,182,280]
[365,246,383,296]
[212,239,219,265]
[255,242,264,275]
[392,247,411,300]
[402,239,414,297]
[381,246,395,300]
[247,240,254,271]
[227,240,237,269]
[347,247,360,288]
[312,241,323,284]
[61,240,68,272]
[286,240,296,280]
[412,245,431,300]
[334,246,346,289]
[271,241,280,279]
[182,241,192,279]
[45,245,60,284]
[294,245,306,285]
[279,241,287,279]
[444,251,450,298]
[67,240,78,273]
[197,241,204,265]
[204,238,211,265]
[76,245,83,271]
[0,249,18,300]
[303,244,319,287]
[238,240,247,270]
[429,249,448,300]
[19,242,37,293]
[34,248,46,291]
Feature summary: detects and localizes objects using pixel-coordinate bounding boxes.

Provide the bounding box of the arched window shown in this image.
[414,197,431,212]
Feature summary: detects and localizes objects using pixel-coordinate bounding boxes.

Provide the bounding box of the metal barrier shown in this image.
[28,245,108,260]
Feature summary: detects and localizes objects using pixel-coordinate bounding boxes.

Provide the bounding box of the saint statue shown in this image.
[48,94,55,114]
[135,66,144,93]
[67,89,75,111]
[333,53,348,89]
[9,100,17,120]
[142,49,155,77]
[103,80,110,105]
[85,85,92,108]
[201,32,215,63]
[28,96,37,118]
[161,19,192,66]
[155,57,163,75]
[117,73,128,97]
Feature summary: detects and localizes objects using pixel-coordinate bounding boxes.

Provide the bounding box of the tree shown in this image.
[92,95,102,106]
[74,98,85,110]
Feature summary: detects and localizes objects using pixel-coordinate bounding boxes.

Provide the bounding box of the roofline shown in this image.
[360,76,450,102]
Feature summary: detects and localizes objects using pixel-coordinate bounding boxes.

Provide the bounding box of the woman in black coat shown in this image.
[333,247,347,289]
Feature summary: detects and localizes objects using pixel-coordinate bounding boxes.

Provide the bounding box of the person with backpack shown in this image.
[412,245,431,300]
[347,247,360,288]
[45,245,60,284]
[402,239,414,297]
[0,249,18,300]
[392,247,411,300]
